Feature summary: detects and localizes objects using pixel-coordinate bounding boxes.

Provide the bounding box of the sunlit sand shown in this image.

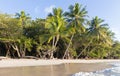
[0,59,119,68]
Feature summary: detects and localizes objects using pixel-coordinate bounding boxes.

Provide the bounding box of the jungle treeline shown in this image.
[0,3,120,59]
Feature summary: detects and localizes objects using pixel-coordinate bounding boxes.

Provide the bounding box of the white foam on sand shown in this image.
[73,62,120,76]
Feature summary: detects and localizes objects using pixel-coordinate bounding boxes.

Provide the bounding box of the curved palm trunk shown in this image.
[50,37,55,59]
[50,35,59,59]
[76,39,93,58]
[63,34,74,59]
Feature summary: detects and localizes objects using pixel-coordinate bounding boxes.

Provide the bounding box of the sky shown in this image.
[0,0,120,41]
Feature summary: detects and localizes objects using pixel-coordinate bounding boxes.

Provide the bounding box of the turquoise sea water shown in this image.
[73,62,120,76]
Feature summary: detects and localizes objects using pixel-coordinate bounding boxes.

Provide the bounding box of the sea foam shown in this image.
[72,62,120,76]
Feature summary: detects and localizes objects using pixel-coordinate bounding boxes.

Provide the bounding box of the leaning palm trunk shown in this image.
[50,35,59,59]
[76,39,92,58]
[63,34,74,59]
[50,36,56,59]
[50,37,55,59]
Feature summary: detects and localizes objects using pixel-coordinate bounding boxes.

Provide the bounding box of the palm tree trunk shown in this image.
[6,49,10,57]
[54,35,59,58]
[63,34,74,59]
[50,37,55,59]
[50,35,59,59]
[5,43,11,57]
[76,39,92,58]
[54,35,59,48]
[22,45,26,57]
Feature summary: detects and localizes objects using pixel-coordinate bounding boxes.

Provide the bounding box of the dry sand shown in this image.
[0,59,119,67]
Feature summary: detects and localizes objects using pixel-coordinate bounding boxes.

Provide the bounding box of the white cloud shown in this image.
[44,5,55,14]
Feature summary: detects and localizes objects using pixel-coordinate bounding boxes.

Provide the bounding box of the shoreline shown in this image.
[0,59,119,76]
[0,59,119,68]
[0,62,112,76]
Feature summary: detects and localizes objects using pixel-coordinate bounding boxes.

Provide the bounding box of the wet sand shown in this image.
[0,63,111,76]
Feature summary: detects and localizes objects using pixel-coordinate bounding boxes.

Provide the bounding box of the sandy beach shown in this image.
[0,59,119,76]
[0,59,119,67]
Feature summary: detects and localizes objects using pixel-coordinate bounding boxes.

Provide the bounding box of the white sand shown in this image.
[0,59,119,68]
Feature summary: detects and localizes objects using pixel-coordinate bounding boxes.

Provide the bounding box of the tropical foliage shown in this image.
[0,3,119,59]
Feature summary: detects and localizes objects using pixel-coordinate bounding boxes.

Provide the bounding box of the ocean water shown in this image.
[72,62,120,76]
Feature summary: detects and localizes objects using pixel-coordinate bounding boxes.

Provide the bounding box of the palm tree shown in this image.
[88,16,112,45]
[45,8,66,59]
[63,3,88,59]
[15,11,31,28]
[83,16,113,58]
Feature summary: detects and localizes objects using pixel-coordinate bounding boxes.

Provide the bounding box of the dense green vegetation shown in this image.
[0,3,120,59]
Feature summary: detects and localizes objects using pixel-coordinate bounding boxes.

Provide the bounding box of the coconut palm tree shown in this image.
[45,8,66,59]
[88,16,112,45]
[63,3,88,59]
[15,11,31,28]
[83,16,113,58]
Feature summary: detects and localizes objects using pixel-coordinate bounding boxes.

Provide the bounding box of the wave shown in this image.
[72,62,120,76]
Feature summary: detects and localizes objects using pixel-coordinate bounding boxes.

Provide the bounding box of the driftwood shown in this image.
[21,56,39,60]
[0,56,9,60]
